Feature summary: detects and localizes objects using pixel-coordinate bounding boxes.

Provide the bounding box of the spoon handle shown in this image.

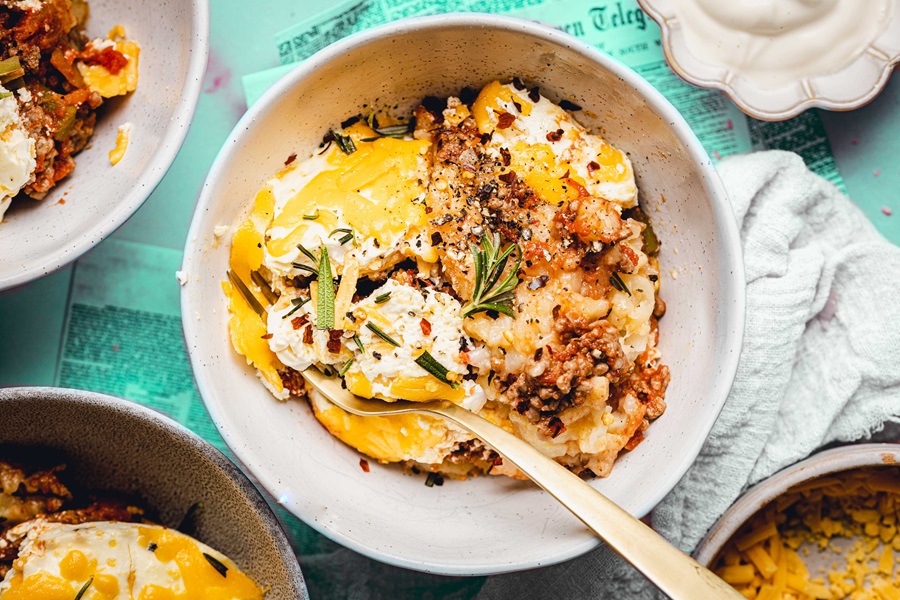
[433,401,742,600]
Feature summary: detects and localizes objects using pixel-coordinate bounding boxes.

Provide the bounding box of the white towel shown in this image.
[477,151,900,599]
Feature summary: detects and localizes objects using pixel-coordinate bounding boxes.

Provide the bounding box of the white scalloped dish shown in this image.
[639,0,900,121]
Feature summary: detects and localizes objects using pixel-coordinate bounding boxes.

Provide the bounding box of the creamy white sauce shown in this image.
[0,84,36,222]
[669,0,894,87]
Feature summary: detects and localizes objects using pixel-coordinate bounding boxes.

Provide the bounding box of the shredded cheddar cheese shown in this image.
[714,468,900,599]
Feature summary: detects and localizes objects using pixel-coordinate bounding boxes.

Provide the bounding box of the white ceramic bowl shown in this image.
[694,444,900,566]
[639,0,900,121]
[181,14,745,575]
[0,0,209,291]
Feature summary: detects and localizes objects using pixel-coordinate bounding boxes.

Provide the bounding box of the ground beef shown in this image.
[1,0,105,200]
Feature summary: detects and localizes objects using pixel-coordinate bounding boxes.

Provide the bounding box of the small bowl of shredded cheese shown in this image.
[695,444,900,600]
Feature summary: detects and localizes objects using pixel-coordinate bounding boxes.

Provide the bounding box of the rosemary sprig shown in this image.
[332,130,356,154]
[352,334,365,354]
[317,247,335,329]
[282,296,310,319]
[415,351,460,389]
[293,244,320,276]
[461,232,522,318]
[374,292,391,304]
[203,553,229,577]
[339,359,354,377]
[74,576,93,600]
[366,322,400,347]
[609,272,631,296]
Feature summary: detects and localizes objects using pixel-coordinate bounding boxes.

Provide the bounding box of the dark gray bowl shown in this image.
[0,386,307,599]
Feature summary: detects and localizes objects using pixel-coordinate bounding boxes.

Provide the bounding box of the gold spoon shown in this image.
[228,270,741,598]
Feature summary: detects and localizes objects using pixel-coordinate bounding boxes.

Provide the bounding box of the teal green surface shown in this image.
[0,0,898,597]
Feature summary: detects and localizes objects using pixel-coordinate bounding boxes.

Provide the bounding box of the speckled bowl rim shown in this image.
[183,13,746,575]
[0,386,307,592]
[637,0,900,121]
[0,0,210,292]
[694,443,900,566]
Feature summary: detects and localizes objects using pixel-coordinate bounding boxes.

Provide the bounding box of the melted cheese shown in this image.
[0,522,262,600]
[472,81,636,207]
[78,40,140,98]
[266,123,431,265]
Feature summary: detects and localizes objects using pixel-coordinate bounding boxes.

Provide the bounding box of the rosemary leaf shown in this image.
[339,359,354,377]
[366,322,400,347]
[282,296,310,319]
[609,272,632,296]
[333,130,356,154]
[353,334,365,354]
[414,351,460,389]
[374,292,391,304]
[74,576,93,600]
[317,247,335,329]
[203,553,229,578]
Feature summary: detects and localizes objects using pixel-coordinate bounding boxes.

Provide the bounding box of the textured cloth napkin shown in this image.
[476,150,900,599]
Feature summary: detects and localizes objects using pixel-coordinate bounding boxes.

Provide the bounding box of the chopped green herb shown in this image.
[291,263,319,276]
[373,123,411,138]
[297,243,319,265]
[0,92,11,100]
[317,247,335,329]
[74,576,93,600]
[352,334,365,354]
[0,56,23,84]
[339,359,354,377]
[461,232,522,318]
[414,351,460,389]
[302,210,320,220]
[609,272,631,296]
[332,130,356,154]
[338,233,354,245]
[366,322,400,347]
[203,553,229,578]
[374,292,391,304]
[282,296,310,319]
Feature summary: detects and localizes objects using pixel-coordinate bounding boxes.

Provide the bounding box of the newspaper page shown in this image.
[258,0,844,190]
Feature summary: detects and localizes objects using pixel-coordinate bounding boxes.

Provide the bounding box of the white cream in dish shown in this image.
[0,520,262,599]
[0,85,36,222]
[667,0,894,87]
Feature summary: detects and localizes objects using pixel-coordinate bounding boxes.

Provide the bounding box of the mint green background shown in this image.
[0,0,898,597]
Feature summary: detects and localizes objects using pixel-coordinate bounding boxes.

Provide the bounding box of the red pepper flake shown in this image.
[548,417,566,438]
[284,153,297,166]
[419,319,432,335]
[565,178,589,198]
[546,128,564,142]
[499,170,517,184]
[558,169,570,180]
[291,316,307,330]
[587,161,600,175]
[499,147,511,167]
[260,333,274,340]
[512,77,526,90]
[302,325,314,344]
[528,87,540,103]
[359,458,370,473]
[326,329,344,353]
[496,112,516,129]
[512,100,522,113]
[84,46,129,75]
